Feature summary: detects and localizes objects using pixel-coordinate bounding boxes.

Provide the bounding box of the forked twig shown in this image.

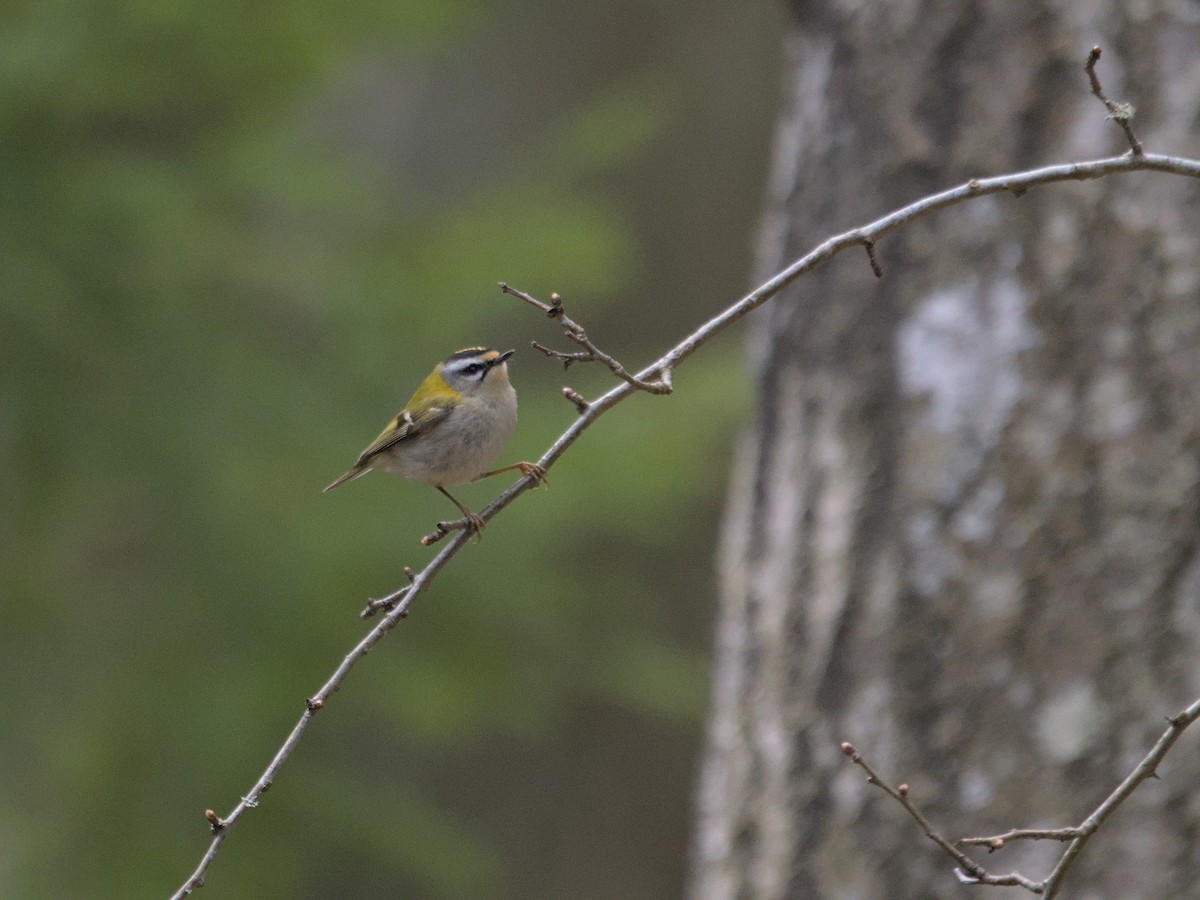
[840,743,1043,892]
[842,696,1200,897]
[499,283,674,398]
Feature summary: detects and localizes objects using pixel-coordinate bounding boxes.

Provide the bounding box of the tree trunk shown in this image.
[691,3,1200,897]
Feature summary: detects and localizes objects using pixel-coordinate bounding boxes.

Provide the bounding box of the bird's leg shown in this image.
[476,461,547,487]
[436,485,485,536]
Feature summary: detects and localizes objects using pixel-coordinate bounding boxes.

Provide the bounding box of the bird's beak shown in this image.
[495,349,515,365]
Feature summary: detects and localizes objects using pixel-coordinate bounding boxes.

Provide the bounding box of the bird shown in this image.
[324,347,543,535]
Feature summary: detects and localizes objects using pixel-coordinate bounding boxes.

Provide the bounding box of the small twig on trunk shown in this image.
[1085,46,1142,155]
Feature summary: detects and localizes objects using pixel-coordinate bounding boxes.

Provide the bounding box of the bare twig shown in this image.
[1085,46,1143,155]
[1039,696,1200,898]
[419,516,473,547]
[562,387,590,414]
[531,340,591,367]
[172,134,1200,900]
[840,743,1044,892]
[861,236,883,277]
[359,567,417,618]
[842,696,1200,897]
[170,531,475,898]
[499,284,674,395]
[959,827,1080,849]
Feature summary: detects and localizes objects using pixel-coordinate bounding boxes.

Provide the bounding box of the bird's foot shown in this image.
[514,461,548,487]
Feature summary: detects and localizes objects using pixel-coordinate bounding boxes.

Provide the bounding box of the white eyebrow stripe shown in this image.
[444,355,491,378]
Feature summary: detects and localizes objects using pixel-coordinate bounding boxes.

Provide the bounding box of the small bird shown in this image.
[324,347,543,534]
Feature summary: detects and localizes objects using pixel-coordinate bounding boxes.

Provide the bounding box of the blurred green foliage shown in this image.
[0,0,781,896]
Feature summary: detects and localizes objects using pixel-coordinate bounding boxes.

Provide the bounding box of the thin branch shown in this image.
[171,155,1200,900]
[959,827,1080,849]
[500,284,674,395]
[530,340,590,366]
[1039,696,1200,898]
[843,696,1200,897]
[840,743,1044,893]
[1085,46,1143,156]
[170,530,474,898]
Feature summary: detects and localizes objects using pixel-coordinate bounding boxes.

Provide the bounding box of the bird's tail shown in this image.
[323,466,370,493]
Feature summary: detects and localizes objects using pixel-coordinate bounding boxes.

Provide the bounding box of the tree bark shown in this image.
[691,3,1200,897]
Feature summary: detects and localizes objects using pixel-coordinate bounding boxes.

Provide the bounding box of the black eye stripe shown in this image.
[447,359,490,379]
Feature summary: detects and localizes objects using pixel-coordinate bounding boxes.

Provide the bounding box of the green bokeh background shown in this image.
[0,1,783,896]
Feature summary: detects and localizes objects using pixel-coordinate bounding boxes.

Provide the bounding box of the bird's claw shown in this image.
[466,511,486,538]
[516,461,548,487]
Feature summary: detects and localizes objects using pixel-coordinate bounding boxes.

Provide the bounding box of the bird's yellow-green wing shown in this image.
[355,399,454,464]
[323,367,458,493]
[322,403,455,493]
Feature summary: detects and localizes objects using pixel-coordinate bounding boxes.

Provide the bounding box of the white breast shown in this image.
[378,380,518,486]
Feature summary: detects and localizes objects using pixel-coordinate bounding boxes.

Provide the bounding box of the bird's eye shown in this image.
[464,363,484,376]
